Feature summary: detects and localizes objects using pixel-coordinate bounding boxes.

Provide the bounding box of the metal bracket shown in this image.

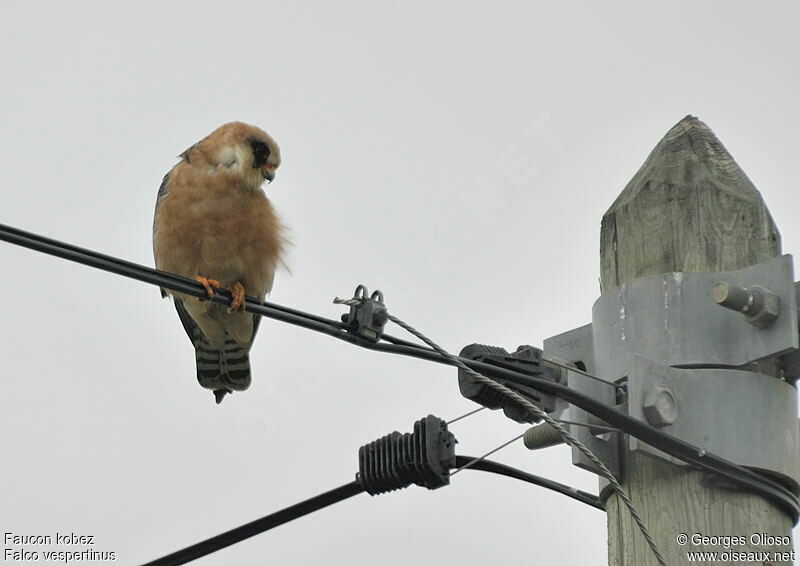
[543,325,622,480]
[778,281,800,383]
[542,255,800,490]
[593,254,798,380]
[627,355,800,491]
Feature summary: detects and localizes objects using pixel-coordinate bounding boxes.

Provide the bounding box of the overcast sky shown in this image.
[1,1,799,564]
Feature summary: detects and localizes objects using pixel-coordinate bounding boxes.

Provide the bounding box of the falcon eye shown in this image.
[250,140,270,168]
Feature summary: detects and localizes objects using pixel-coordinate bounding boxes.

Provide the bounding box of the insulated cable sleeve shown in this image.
[139,481,364,566]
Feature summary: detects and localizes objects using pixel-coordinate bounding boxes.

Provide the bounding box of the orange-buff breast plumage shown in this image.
[154,164,283,294]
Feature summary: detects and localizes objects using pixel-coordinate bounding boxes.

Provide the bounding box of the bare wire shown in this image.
[450,432,526,476]
[555,418,620,433]
[447,406,487,425]
[543,356,626,393]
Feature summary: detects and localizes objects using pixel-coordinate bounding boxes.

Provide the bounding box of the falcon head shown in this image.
[182,121,281,189]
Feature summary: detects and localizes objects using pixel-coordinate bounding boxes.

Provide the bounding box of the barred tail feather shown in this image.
[195,339,252,393]
[173,298,258,404]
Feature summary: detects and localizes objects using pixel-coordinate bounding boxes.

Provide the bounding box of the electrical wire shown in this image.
[447,406,486,425]
[0,222,420,349]
[364,334,799,521]
[543,357,626,392]
[383,312,669,566]
[140,454,603,566]
[1,221,798,522]
[0,223,617,386]
[450,432,526,476]
[139,481,364,566]
[454,456,604,511]
[555,418,619,433]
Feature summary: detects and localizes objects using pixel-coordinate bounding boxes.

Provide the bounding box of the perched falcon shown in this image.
[153,121,285,404]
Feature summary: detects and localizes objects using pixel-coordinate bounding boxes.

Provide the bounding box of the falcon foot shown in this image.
[195,276,221,300]
[228,282,246,313]
[214,388,232,404]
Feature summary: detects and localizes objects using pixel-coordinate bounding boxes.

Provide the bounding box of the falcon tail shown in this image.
[194,341,252,403]
[173,299,256,404]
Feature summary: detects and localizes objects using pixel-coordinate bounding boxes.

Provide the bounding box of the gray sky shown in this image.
[1,1,798,564]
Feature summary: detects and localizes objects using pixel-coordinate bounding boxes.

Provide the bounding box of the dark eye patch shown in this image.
[250,140,270,168]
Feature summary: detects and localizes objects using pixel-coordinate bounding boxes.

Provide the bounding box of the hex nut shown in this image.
[745,285,779,328]
[642,387,678,427]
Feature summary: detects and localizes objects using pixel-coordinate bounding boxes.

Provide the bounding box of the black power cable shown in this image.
[454,456,603,511]
[139,456,601,566]
[0,221,797,520]
[0,222,424,349]
[434,354,800,520]
[140,481,363,566]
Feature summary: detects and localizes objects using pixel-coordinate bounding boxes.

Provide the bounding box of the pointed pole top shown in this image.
[608,115,764,212]
[601,115,779,290]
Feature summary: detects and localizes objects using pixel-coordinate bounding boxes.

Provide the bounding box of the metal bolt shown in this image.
[711,282,780,328]
[543,356,574,384]
[711,282,751,311]
[642,387,678,427]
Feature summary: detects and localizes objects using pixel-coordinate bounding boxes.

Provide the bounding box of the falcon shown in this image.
[153,121,285,404]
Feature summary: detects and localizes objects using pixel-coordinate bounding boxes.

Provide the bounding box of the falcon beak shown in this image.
[262,167,276,183]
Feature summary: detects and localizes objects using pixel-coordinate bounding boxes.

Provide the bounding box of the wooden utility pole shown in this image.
[601,116,794,565]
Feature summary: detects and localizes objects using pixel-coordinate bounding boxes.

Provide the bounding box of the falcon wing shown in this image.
[153,172,171,298]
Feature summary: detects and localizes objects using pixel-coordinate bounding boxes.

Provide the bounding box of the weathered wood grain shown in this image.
[601,115,780,291]
[602,116,793,565]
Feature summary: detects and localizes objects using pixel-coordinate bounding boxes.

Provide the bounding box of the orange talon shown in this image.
[228,282,246,312]
[195,276,221,299]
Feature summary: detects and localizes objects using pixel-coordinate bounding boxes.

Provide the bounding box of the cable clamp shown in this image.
[458,344,557,423]
[335,285,388,342]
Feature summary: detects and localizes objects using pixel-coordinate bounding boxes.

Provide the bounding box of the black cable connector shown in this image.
[358,415,457,495]
[339,285,388,342]
[139,413,598,566]
[141,415,461,565]
[458,344,557,424]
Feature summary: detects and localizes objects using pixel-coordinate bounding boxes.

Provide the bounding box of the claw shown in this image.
[195,276,221,300]
[228,282,246,313]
